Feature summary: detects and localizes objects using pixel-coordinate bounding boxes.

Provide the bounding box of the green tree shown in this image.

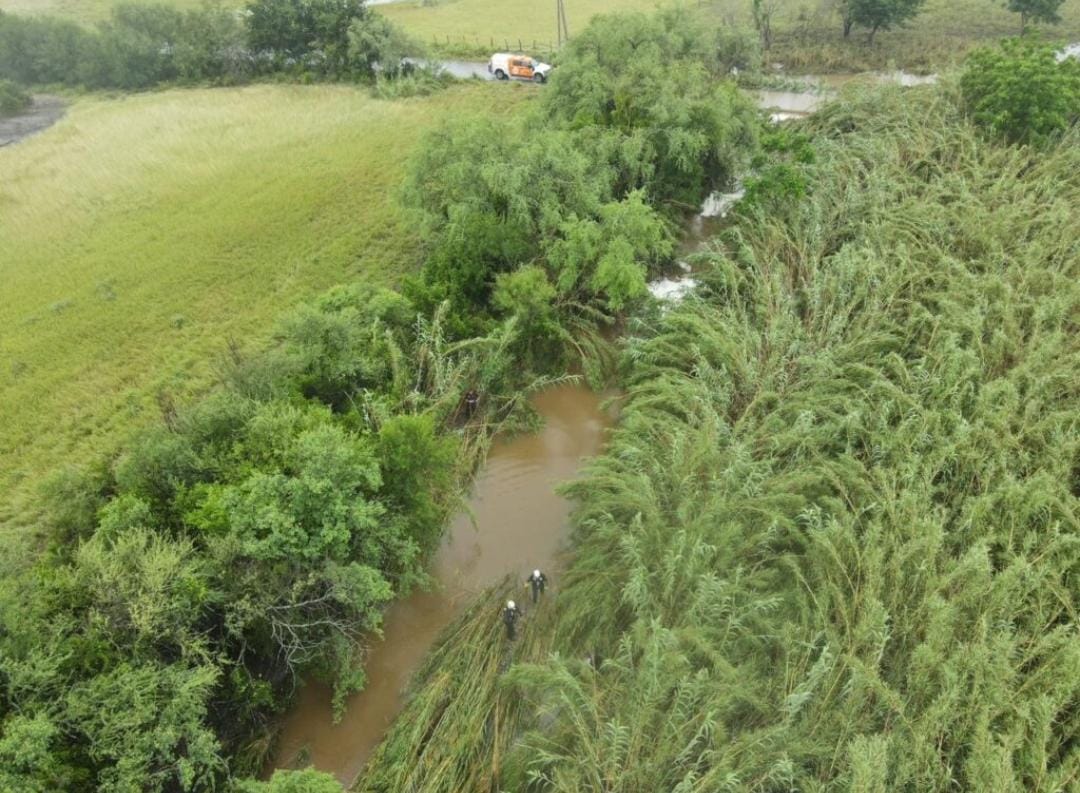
[542,9,758,205]
[245,0,367,74]
[346,13,417,77]
[848,0,927,43]
[1005,0,1066,31]
[961,38,1080,144]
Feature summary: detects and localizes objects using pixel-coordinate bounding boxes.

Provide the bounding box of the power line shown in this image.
[556,0,570,48]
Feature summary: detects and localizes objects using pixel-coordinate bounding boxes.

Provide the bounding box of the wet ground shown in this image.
[0,95,65,148]
[269,384,611,785]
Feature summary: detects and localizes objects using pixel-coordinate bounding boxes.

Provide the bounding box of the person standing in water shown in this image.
[464,388,479,419]
[502,600,521,640]
[526,569,548,604]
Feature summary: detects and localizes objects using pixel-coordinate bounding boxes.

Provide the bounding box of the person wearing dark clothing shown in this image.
[526,569,548,604]
[464,389,479,419]
[502,600,521,640]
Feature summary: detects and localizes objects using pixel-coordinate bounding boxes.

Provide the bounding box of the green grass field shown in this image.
[379,0,659,54]
[0,81,527,541]
[0,0,209,24]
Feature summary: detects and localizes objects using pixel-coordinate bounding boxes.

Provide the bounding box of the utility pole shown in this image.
[556,0,570,48]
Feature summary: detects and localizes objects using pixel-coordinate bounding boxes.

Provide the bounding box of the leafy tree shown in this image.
[1005,0,1066,31]
[346,12,418,77]
[541,9,758,205]
[848,0,927,43]
[377,414,458,550]
[246,0,368,74]
[961,38,1080,144]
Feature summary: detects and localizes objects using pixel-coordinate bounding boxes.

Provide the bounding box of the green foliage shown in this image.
[238,768,344,792]
[848,0,928,41]
[377,413,459,550]
[961,37,1080,144]
[0,0,429,89]
[1006,0,1067,30]
[0,77,29,116]
[347,12,418,78]
[246,0,366,74]
[541,9,759,205]
[741,126,816,208]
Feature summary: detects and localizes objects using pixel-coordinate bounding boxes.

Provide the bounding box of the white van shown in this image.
[487,53,552,83]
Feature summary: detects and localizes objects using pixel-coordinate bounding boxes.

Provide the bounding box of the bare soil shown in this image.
[0,95,65,148]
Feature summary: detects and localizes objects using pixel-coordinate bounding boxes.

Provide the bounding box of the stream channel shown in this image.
[269,385,612,784]
[269,69,938,786]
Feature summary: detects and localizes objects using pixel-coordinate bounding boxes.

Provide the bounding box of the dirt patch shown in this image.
[0,95,66,148]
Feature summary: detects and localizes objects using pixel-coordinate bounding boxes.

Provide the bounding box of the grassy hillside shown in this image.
[0,81,526,542]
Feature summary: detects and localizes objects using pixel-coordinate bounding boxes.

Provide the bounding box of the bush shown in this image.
[0,77,30,116]
[0,1,419,90]
[961,37,1080,144]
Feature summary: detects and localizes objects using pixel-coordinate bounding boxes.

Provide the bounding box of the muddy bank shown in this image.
[0,95,65,148]
[269,384,611,785]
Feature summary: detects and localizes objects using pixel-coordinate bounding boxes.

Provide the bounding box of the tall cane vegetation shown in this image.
[356,82,1080,792]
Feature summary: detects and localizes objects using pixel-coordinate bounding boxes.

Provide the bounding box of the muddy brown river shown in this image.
[269,384,611,784]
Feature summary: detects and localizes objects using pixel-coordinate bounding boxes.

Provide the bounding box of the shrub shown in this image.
[0,77,30,116]
[961,37,1080,144]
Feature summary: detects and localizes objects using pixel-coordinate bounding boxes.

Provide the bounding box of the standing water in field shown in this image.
[269,384,611,785]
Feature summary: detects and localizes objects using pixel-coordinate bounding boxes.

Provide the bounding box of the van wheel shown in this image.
[533,72,546,83]
[494,69,507,80]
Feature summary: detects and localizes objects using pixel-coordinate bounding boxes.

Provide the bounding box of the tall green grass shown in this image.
[0,82,529,546]
[356,81,1080,791]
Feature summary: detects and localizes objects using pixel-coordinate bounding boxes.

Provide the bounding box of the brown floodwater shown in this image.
[269,384,611,785]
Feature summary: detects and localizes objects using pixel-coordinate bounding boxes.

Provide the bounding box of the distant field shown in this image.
[725,0,1080,72]
[379,0,660,54]
[0,0,208,24]
[0,81,527,540]
[382,0,1080,68]
[4,0,1078,68]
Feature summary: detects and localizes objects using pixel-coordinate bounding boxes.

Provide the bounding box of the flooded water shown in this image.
[0,95,65,148]
[269,384,610,785]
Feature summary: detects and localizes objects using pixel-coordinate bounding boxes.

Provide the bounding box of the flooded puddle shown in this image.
[269,384,610,785]
[0,95,65,148]
[756,70,937,118]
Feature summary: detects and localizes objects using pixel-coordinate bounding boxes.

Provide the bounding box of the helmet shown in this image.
[507,600,516,610]
[533,569,541,578]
